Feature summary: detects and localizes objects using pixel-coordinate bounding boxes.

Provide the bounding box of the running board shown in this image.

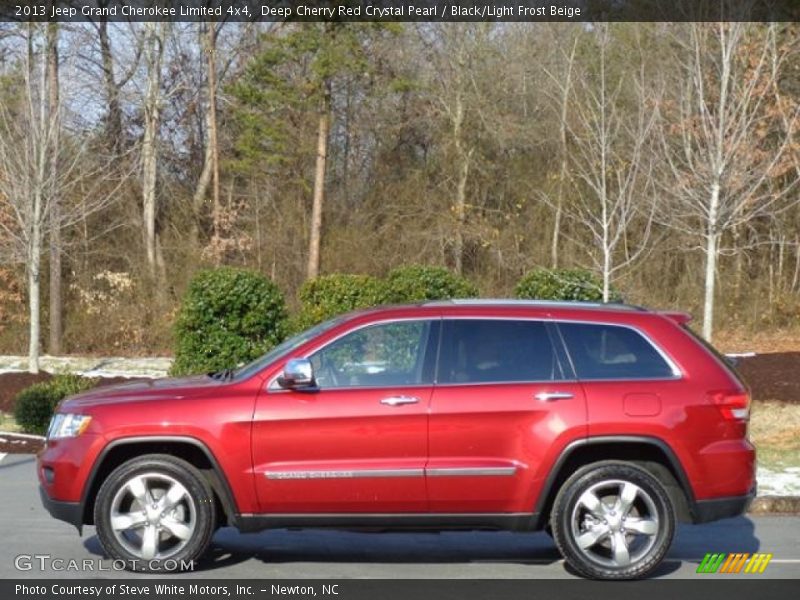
[235,512,539,533]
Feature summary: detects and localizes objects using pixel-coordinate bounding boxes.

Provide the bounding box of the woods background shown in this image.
[1,21,799,367]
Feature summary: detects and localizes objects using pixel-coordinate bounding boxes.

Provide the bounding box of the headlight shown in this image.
[47,414,92,439]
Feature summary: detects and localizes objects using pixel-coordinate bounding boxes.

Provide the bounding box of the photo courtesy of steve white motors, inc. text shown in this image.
[15,584,339,597]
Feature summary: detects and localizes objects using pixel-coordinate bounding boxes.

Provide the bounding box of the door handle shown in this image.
[535,391,575,402]
[380,396,420,406]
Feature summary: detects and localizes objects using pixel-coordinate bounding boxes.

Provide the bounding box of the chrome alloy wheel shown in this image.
[109,472,196,561]
[569,479,660,568]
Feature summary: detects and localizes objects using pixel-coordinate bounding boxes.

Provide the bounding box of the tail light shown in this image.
[710,391,750,421]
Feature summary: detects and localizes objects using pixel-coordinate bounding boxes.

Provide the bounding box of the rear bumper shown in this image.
[691,485,756,524]
[39,485,82,533]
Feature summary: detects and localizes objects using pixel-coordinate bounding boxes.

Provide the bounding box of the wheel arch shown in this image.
[81,436,239,528]
[534,436,695,529]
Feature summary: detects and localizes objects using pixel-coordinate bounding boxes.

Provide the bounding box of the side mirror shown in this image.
[277,358,316,390]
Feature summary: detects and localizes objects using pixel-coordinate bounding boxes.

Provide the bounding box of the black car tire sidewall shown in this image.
[93,454,216,573]
[551,461,676,580]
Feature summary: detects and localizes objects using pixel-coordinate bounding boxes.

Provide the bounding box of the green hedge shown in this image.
[171,267,288,375]
[384,265,478,303]
[515,268,618,302]
[14,374,97,436]
[292,273,388,331]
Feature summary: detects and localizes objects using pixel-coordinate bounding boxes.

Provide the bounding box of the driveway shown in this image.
[1,453,797,579]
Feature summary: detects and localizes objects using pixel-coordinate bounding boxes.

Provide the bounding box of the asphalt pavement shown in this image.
[1,453,798,579]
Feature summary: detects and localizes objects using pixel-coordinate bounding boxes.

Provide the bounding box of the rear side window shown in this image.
[559,323,675,380]
[438,320,563,384]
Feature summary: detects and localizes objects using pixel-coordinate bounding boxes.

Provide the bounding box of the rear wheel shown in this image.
[94,454,215,572]
[550,461,675,579]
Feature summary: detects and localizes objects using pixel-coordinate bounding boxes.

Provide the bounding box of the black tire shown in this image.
[550,461,675,580]
[94,454,216,573]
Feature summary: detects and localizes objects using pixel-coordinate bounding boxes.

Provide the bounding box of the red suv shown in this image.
[38,300,755,579]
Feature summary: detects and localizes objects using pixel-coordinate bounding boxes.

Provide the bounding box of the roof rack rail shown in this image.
[422,298,648,311]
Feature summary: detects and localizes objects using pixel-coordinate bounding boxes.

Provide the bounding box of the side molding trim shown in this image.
[264,466,518,480]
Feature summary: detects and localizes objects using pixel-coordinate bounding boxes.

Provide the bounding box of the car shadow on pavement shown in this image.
[83,535,253,573]
[206,527,564,568]
[83,517,760,575]
[669,516,760,564]
[84,528,564,573]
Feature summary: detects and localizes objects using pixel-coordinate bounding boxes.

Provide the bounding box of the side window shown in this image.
[559,323,675,380]
[310,320,434,388]
[438,320,562,384]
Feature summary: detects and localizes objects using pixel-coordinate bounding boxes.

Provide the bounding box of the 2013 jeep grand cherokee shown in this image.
[38,300,756,579]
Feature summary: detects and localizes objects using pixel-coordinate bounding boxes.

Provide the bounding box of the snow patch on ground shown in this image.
[757,465,800,496]
[0,355,172,379]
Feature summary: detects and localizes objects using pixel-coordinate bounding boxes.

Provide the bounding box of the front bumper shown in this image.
[39,485,83,533]
[692,485,757,524]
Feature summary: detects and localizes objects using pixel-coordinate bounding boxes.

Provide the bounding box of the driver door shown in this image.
[251,319,439,513]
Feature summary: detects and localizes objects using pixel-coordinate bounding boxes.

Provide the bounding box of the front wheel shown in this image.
[550,461,675,580]
[94,454,216,572]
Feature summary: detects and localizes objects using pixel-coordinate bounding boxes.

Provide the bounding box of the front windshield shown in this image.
[232,316,346,381]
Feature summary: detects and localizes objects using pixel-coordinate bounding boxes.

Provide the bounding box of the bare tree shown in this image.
[424,24,489,275]
[92,20,142,147]
[141,22,167,280]
[554,26,659,301]
[542,27,580,269]
[0,25,127,372]
[190,23,215,248]
[658,22,800,340]
[46,21,62,354]
[307,82,330,280]
[205,22,222,254]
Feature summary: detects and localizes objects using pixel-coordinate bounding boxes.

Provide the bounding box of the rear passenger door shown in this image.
[427,319,587,513]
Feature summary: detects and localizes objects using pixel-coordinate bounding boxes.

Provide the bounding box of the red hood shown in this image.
[60,375,221,409]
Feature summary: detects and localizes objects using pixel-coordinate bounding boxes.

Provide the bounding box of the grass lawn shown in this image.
[750,401,800,469]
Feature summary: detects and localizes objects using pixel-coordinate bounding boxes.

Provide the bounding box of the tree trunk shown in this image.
[702,184,721,341]
[599,38,610,303]
[452,93,471,276]
[453,147,471,276]
[206,23,221,257]
[732,223,743,300]
[28,227,42,374]
[703,231,719,341]
[552,38,577,269]
[307,91,330,280]
[47,21,62,355]
[792,235,800,293]
[142,23,164,279]
[190,110,214,247]
[551,202,563,269]
[602,249,611,303]
[98,20,123,146]
[26,23,47,374]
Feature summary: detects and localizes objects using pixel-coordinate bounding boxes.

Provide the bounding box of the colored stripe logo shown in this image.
[697,553,772,574]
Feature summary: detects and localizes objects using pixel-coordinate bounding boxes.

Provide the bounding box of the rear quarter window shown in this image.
[558,322,676,380]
